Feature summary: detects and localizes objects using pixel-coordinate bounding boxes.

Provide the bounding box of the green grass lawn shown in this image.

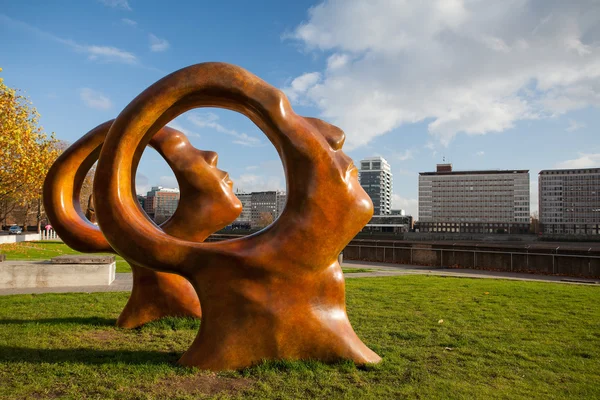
[342,268,374,273]
[0,276,598,399]
[0,241,131,272]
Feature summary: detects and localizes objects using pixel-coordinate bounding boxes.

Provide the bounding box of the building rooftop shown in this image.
[539,168,600,175]
[360,156,389,162]
[420,169,529,176]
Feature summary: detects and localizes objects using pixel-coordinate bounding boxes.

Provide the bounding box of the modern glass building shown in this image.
[539,168,600,234]
[358,156,393,215]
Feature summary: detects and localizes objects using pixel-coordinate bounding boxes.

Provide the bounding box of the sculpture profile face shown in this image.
[148,128,241,236]
[300,116,374,230]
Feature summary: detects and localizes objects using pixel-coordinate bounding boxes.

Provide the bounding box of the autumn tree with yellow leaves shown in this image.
[0,67,60,230]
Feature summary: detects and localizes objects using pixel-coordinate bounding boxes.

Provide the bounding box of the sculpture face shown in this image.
[149,128,242,234]
[179,148,241,225]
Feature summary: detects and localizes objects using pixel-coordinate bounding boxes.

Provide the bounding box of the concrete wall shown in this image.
[0,261,116,289]
[0,233,42,245]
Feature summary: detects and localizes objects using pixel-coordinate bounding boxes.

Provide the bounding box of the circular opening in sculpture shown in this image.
[135,109,286,236]
[135,147,177,224]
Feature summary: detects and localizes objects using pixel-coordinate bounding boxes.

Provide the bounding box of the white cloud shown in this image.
[99,0,131,10]
[287,0,600,149]
[0,14,138,65]
[79,88,112,110]
[555,153,600,169]
[392,194,418,217]
[149,34,169,52]
[232,173,285,193]
[187,112,263,147]
[233,160,285,192]
[158,175,178,189]
[566,119,586,132]
[396,149,414,161]
[77,44,137,64]
[135,174,179,194]
[135,173,150,195]
[121,18,137,27]
[282,72,321,103]
[476,151,485,156]
[166,121,200,138]
[327,53,350,70]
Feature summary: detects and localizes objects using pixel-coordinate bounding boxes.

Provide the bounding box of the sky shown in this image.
[1,0,600,218]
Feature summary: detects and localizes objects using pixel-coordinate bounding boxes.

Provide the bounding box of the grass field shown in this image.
[0,241,131,272]
[0,275,598,399]
[342,268,374,273]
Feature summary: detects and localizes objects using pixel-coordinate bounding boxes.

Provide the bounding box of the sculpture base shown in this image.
[116,264,201,329]
[0,260,115,289]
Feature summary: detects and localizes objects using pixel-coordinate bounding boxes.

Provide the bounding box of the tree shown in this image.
[530,211,540,234]
[79,164,96,213]
[257,211,274,228]
[0,67,60,230]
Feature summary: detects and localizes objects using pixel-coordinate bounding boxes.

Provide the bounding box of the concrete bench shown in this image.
[0,255,116,289]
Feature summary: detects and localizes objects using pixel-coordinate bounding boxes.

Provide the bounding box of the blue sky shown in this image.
[2,0,599,217]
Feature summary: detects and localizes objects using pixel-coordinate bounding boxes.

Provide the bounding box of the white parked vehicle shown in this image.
[8,226,23,235]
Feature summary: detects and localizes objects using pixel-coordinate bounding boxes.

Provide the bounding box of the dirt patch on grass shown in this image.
[157,373,253,397]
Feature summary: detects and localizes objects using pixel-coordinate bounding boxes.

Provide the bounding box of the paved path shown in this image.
[343,260,600,284]
[0,261,598,296]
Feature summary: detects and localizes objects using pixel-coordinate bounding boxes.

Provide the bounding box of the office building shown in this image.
[232,190,287,229]
[234,192,252,225]
[144,186,180,221]
[539,168,600,234]
[418,164,530,233]
[249,191,287,228]
[137,195,146,210]
[359,156,393,215]
[276,192,287,217]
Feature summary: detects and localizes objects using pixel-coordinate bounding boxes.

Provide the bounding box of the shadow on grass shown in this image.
[0,346,181,365]
[0,317,116,326]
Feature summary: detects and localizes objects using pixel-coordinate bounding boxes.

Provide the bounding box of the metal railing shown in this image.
[344,243,600,275]
[39,229,59,241]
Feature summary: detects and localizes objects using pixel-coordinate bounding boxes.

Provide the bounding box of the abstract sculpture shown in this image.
[43,121,241,328]
[92,62,381,370]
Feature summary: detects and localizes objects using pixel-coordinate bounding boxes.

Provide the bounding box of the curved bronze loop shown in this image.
[93,62,380,369]
[95,62,372,272]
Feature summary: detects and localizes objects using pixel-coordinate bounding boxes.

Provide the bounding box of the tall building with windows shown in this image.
[358,156,393,215]
[418,164,530,233]
[234,192,252,224]
[144,186,180,221]
[539,168,600,234]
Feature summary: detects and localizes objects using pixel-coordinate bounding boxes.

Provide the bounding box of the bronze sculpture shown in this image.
[43,121,241,328]
[93,62,382,370]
